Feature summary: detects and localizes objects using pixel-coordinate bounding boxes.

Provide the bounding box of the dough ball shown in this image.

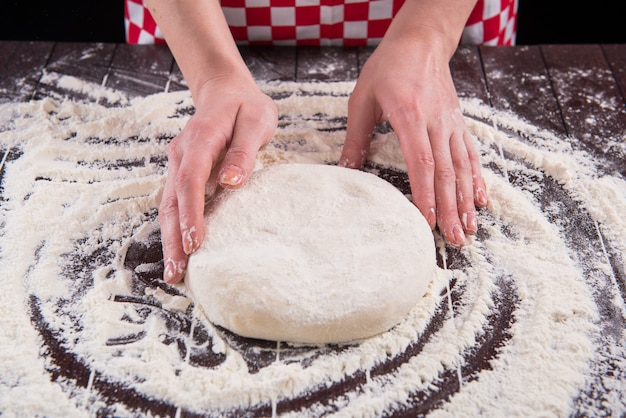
[185,163,436,344]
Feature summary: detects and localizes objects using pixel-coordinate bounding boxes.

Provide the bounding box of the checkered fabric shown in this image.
[125,0,518,46]
[463,0,518,46]
[125,0,166,44]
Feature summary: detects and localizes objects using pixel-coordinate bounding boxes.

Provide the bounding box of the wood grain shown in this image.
[542,44,626,176]
[0,41,54,103]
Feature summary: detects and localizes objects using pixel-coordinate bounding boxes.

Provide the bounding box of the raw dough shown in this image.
[185,163,436,344]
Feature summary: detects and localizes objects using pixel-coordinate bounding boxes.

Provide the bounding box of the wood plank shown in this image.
[480,45,566,135]
[296,47,358,81]
[46,43,115,81]
[240,46,297,82]
[35,42,116,101]
[450,46,489,104]
[598,43,626,308]
[0,41,54,103]
[106,44,174,97]
[602,44,626,105]
[159,48,185,95]
[542,44,626,176]
[167,61,188,93]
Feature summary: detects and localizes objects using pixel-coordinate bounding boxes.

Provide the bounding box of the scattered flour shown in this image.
[39,71,129,106]
[0,80,624,417]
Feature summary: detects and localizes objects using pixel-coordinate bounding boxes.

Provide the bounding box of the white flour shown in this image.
[0,79,624,417]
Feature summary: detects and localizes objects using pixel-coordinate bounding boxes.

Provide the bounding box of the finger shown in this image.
[159,149,189,283]
[172,126,223,256]
[386,108,437,230]
[429,126,466,247]
[218,102,278,189]
[159,189,188,284]
[464,131,488,207]
[158,142,188,283]
[450,131,477,235]
[339,90,378,169]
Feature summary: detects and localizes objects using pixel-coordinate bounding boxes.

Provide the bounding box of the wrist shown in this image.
[191,61,255,100]
[193,69,258,110]
[146,0,252,97]
[384,0,477,60]
[384,26,458,63]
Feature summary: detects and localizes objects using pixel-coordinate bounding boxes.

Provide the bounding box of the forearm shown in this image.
[384,0,478,58]
[145,0,252,98]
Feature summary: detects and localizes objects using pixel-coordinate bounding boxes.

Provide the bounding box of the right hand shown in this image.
[159,76,278,283]
[339,32,488,248]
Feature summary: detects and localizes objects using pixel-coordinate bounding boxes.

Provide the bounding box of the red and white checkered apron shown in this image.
[125,0,518,46]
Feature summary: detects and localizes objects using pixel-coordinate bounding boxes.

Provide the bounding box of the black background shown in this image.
[0,1,624,44]
[1,1,125,43]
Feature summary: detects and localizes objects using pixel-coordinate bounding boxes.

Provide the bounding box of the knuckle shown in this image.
[347,90,364,110]
[435,166,457,182]
[453,156,472,172]
[177,117,231,149]
[414,152,436,169]
[467,147,482,167]
[265,96,279,117]
[257,105,279,133]
[173,168,200,192]
[166,137,183,160]
[158,194,179,220]
[390,101,425,126]
[438,209,459,228]
[225,147,251,162]
[412,188,436,209]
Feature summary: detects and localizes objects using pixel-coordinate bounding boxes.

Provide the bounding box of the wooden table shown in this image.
[1,41,625,416]
[2,41,625,174]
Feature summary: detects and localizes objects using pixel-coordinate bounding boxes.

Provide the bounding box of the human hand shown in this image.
[339,33,488,247]
[159,77,278,283]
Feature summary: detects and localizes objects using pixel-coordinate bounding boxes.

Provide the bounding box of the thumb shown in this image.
[218,103,277,189]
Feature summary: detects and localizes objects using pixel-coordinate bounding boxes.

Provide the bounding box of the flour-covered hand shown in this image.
[159,78,277,283]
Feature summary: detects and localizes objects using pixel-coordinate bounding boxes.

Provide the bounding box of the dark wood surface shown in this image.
[1,41,625,416]
[2,42,626,173]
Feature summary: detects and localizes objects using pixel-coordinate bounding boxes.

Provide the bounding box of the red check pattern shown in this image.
[463,0,518,46]
[221,0,404,46]
[125,0,166,44]
[125,0,517,46]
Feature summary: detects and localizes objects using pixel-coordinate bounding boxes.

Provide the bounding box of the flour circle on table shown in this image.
[185,163,436,344]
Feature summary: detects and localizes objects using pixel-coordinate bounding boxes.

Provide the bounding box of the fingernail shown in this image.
[452,224,466,247]
[427,208,437,229]
[475,187,488,207]
[463,211,477,234]
[164,258,186,284]
[182,226,198,255]
[219,166,245,188]
[164,260,176,283]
